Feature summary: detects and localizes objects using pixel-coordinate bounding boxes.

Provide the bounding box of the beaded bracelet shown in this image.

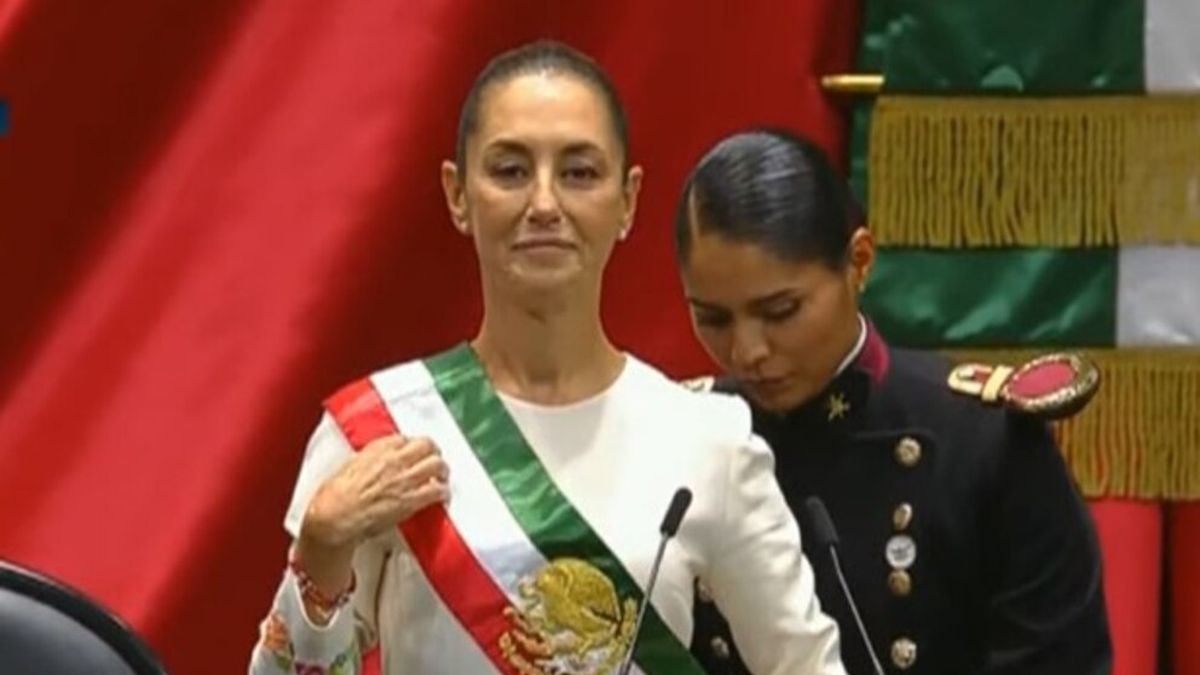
[288,556,356,618]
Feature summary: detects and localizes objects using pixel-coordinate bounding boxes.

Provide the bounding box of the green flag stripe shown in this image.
[424,345,705,675]
[880,0,1145,92]
[863,248,1117,347]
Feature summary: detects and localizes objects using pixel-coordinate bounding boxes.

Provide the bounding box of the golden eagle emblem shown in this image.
[499,558,638,674]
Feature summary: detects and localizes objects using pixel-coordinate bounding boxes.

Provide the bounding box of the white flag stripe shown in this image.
[1145,0,1200,92]
[1116,246,1200,345]
[371,362,548,605]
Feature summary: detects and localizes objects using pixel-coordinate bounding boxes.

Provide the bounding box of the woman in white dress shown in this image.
[248,41,845,675]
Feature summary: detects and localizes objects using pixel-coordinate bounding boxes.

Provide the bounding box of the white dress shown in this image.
[248,351,846,675]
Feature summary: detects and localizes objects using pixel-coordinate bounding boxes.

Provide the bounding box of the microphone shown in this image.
[660,487,693,538]
[804,496,885,675]
[616,487,693,675]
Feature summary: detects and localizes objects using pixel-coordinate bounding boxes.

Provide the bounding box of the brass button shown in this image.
[895,437,922,467]
[696,579,713,604]
[891,637,918,669]
[892,502,914,531]
[888,569,913,597]
[710,636,731,660]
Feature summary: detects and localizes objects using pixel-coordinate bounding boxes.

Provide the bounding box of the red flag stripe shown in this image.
[325,378,520,673]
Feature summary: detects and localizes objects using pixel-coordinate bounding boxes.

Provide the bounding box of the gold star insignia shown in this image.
[826,392,851,421]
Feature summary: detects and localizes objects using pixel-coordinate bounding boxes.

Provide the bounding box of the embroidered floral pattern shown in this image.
[329,642,359,675]
[259,612,294,671]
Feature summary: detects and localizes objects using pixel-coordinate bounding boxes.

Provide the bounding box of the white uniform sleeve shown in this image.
[707,432,847,675]
[248,413,393,674]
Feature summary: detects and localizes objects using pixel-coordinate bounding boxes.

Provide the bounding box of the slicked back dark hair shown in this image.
[675,129,859,269]
[455,40,630,172]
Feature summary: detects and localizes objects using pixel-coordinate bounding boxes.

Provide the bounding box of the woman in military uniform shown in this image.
[674,129,1112,674]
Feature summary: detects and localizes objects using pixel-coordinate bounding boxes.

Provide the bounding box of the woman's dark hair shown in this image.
[455,40,630,171]
[675,129,859,269]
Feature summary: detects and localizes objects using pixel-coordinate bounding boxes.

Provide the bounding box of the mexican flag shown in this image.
[845,1,1200,673]
[851,0,1200,501]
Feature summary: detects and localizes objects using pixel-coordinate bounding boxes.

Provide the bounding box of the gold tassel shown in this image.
[944,348,1200,500]
[870,96,1200,247]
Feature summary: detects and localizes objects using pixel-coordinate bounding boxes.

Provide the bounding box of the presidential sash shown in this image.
[324,344,704,675]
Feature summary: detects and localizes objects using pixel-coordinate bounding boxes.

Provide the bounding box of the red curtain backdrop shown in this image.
[0,2,860,672]
[1170,503,1200,674]
[1090,500,1164,675]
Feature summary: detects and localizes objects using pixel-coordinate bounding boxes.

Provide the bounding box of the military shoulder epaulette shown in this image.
[679,375,716,393]
[947,352,1100,420]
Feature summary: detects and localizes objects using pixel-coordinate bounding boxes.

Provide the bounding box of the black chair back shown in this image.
[0,560,168,674]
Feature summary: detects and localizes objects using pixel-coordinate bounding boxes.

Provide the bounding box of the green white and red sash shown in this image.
[324,344,704,675]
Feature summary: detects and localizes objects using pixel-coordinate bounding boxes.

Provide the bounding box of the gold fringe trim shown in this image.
[944,348,1200,501]
[870,96,1200,247]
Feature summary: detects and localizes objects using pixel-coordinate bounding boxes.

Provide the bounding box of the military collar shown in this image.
[856,317,891,386]
[749,319,892,435]
[833,314,869,379]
